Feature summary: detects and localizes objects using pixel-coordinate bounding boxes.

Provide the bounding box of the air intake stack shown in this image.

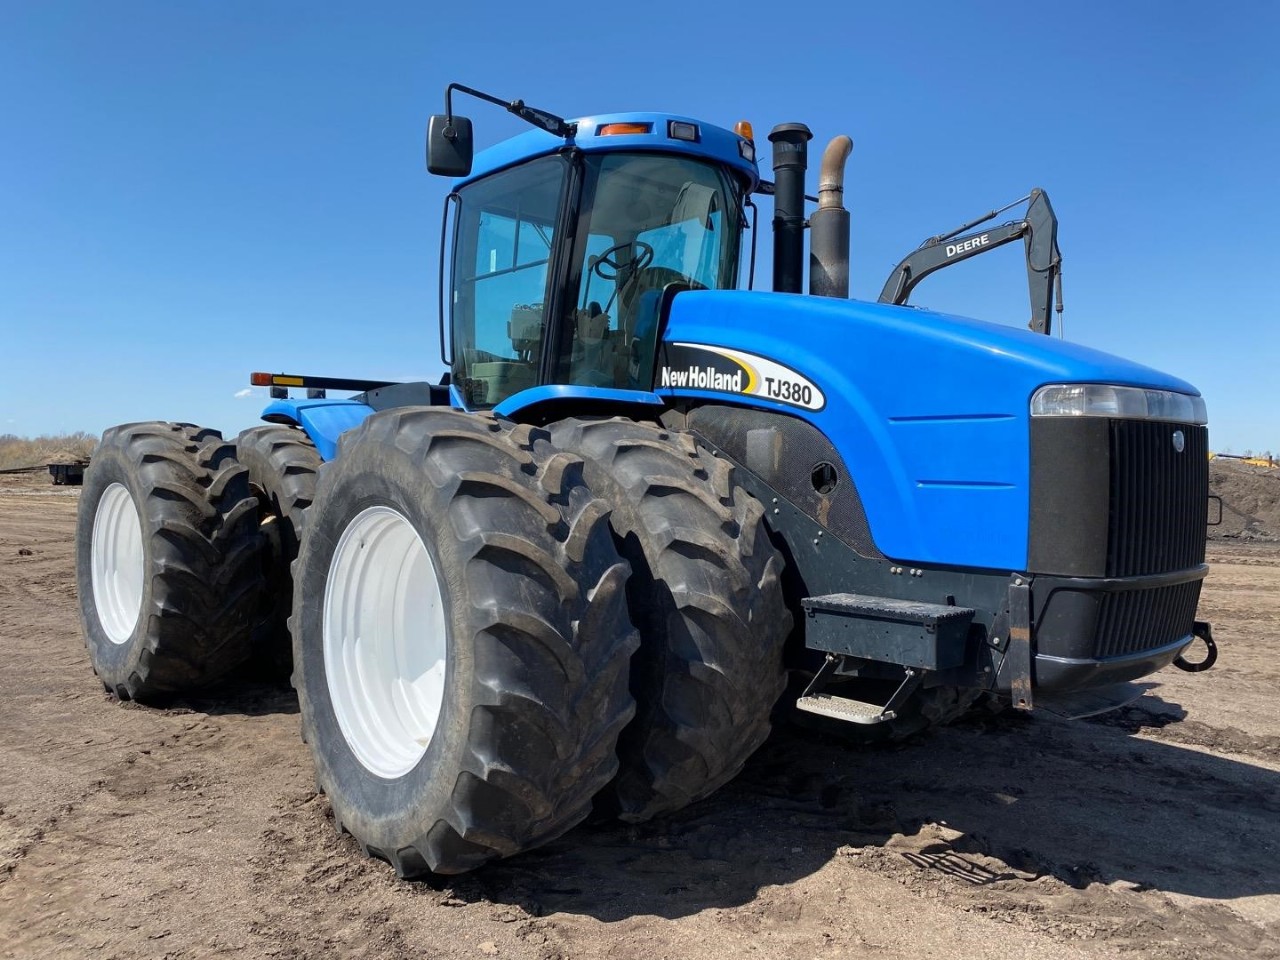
[768,123,813,294]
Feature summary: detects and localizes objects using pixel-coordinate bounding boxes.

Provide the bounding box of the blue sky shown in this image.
[1,1,1276,453]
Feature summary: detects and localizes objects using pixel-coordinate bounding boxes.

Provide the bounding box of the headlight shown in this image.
[1031,384,1207,424]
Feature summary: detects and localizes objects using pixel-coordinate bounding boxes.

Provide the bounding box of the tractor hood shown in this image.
[656,290,1202,571]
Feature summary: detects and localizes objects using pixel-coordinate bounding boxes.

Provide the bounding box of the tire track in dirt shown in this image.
[386,708,1280,959]
[725,719,1280,958]
[0,699,313,959]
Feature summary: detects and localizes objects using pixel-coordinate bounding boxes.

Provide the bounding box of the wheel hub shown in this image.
[91,482,144,644]
[322,505,447,779]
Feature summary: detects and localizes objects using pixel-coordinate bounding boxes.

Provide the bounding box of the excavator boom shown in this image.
[878,188,1063,335]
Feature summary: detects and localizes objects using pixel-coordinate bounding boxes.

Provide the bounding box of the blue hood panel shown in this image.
[659,291,1201,571]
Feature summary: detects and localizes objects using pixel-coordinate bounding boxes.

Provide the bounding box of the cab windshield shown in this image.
[560,153,743,389]
[449,150,743,407]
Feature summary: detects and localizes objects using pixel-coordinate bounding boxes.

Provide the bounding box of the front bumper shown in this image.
[1001,564,1208,694]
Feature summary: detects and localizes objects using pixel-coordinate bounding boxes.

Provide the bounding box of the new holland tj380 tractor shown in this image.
[75,84,1216,877]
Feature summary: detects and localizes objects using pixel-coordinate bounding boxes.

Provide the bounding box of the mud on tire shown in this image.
[291,409,638,876]
[75,422,265,701]
[547,417,792,822]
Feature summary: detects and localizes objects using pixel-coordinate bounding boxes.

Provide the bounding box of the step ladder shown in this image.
[794,591,973,725]
[795,656,924,725]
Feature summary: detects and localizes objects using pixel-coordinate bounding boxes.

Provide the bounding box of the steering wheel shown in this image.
[592,240,654,282]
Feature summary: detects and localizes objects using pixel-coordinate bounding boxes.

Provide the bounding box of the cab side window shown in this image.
[451,157,565,407]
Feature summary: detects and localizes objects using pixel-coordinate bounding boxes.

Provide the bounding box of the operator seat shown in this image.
[571,301,615,387]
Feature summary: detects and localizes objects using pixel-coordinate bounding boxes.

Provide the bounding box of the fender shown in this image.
[491,384,664,423]
[656,290,1199,571]
[260,398,374,461]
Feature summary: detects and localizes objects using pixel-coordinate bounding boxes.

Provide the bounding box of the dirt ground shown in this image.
[2,469,1278,960]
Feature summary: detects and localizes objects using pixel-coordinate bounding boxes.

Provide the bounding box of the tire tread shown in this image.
[297,409,637,875]
[548,417,791,821]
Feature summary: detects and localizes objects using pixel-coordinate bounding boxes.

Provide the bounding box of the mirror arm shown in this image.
[444,82,576,140]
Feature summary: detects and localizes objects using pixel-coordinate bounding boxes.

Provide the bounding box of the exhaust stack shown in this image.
[809,136,852,299]
[768,123,813,294]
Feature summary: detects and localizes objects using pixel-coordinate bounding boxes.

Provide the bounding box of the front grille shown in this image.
[1093,579,1202,659]
[1106,421,1208,577]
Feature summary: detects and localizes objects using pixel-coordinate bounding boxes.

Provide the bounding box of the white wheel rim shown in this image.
[91,482,145,644]
[323,505,448,779]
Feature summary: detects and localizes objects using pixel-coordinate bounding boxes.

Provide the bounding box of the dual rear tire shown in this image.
[77,411,792,875]
[546,417,791,821]
[76,422,264,699]
[236,425,321,670]
[290,412,790,873]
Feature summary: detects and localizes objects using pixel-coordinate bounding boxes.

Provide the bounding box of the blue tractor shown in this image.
[75,84,1215,877]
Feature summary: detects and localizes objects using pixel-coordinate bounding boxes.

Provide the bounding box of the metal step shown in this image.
[795,692,896,724]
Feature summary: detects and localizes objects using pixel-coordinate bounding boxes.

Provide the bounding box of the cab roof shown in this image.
[453,112,760,192]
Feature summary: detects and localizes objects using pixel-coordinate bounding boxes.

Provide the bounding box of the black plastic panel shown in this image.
[685,404,884,558]
[1028,417,1110,576]
[358,381,452,411]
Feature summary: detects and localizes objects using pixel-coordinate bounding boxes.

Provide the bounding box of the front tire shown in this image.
[291,410,637,876]
[75,422,265,700]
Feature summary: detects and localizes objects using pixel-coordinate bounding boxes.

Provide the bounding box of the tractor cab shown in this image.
[434,110,759,410]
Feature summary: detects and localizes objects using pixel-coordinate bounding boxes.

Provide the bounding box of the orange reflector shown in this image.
[734,120,754,141]
[251,373,304,387]
[597,122,652,136]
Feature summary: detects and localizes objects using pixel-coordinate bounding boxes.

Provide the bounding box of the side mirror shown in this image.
[426,114,474,177]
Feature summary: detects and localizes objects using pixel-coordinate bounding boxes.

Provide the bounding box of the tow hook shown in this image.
[1174,621,1217,672]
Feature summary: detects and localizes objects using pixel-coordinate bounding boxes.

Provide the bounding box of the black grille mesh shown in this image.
[1106,421,1208,577]
[1093,579,1202,659]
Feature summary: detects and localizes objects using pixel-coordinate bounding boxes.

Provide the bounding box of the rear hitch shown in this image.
[1174,621,1217,672]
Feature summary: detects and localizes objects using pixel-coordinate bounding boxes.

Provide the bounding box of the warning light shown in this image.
[667,120,700,142]
[597,122,652,136]
[734,120,754,141]
[250,372,272,386]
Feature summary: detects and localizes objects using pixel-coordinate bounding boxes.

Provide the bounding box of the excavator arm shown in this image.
[878,188,1063,335]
